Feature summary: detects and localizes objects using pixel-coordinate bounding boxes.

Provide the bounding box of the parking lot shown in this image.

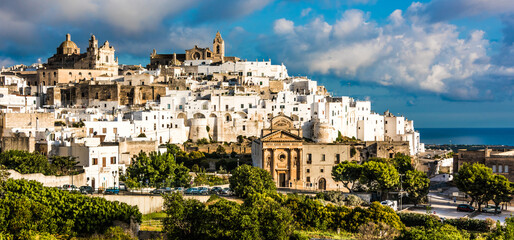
[405,193,513,224]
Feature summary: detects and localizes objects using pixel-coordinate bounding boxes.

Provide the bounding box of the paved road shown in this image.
[405,193,512,224]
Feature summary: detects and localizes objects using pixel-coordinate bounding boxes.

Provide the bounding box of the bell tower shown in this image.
[212,31,225,62]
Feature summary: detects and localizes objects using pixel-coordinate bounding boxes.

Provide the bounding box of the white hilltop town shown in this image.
[0,32,424,191]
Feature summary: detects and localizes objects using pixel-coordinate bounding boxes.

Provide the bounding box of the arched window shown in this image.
[105,56,109,62]
[216,45,220,54]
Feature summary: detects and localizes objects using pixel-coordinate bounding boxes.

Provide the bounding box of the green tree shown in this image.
[403,170,430,206]
[162,192,208,240]
[229,165,276,199]
[0,150,55,175]
[332,161,362,193]
[488,174,512,213]
[50,156,78,175]
[123,151,191,188]
[392,153,414,174]
[455,163,493,211]
[246,195,294,240]
[188,151,205,161]
[335,131,344,142]
[361,161,399,199]
[216,145,226,155]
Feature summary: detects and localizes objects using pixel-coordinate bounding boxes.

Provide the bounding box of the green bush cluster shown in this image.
[398,212,495,233]
[444,217,496,233]
[0,150,78,176]
[0,179,142,238]
[397,212,441,228]
[315,191,365,206]
[163,192,294,240]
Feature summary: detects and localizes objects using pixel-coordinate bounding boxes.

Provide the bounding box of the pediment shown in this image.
[261,130,302,142]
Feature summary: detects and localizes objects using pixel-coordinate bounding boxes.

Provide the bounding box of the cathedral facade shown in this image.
[148,32,239,69]
[38,34,118,86]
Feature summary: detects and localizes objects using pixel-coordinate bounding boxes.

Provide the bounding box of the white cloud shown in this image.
[301,8,312,17]
[261,9,508,100]
[168,26,214,50]
[0,58,14,68]
[273,18,295,35]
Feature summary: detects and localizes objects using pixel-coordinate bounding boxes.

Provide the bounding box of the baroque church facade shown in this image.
[252,114,411,191]
[37,34,118,86]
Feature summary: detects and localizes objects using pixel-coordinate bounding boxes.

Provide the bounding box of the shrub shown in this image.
[316,191,345,205]
[357,222,399,240]
[397,212,441,228]
[0,179,141,237]
[445,217,495,233]
[345,194,365,207]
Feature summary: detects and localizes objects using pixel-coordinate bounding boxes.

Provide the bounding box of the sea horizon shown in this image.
[418,128,514,146]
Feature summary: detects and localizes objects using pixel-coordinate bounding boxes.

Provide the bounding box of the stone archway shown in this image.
[318,178,326,191]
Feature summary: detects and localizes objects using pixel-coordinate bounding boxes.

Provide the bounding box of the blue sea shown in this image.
[418,128,514,146]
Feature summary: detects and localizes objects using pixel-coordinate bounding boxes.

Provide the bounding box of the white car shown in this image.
[380,200,398,211]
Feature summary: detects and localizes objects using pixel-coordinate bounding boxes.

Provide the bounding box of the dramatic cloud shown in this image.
[193,0,273,23]
[260,9,514,101]
[0,0,274,63]
[407,0,514,22]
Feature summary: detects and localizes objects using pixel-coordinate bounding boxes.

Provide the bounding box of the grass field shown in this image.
[141,212,166,232]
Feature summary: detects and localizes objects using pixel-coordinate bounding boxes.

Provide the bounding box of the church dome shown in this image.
[57,34,80,55]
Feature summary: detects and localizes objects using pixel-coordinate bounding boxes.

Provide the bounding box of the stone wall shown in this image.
[119,139,158,166]
[1,135,35,152]
[0,112,55,137]
[100,194,211,214]
[7,169,87,187]
[268,80,283,93]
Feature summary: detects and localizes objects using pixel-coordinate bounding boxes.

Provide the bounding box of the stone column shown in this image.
[270,148,275,180]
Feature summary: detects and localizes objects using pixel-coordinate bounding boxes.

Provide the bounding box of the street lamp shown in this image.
[112,171,117,189]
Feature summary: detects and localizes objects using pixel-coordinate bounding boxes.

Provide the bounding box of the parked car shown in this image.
[380,200,398,211]
[119,182,127,191]
[174,187,185,193]
[104,187,120,195]
[482,205,502,213]
[457,204,475,212]
[62,184,79,192]
[79,186,94,194]
[184,187,199,195]
[220,187,232,195]
[198,187,209,195]
[150,187,173,194]
[210,187,223,194]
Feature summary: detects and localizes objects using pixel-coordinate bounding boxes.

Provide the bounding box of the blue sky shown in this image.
[0,0,513,128]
